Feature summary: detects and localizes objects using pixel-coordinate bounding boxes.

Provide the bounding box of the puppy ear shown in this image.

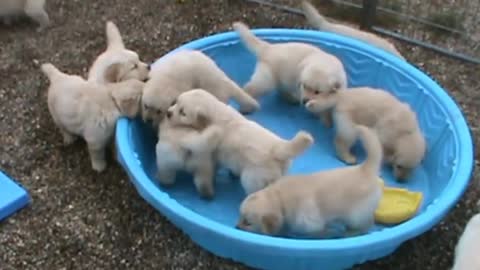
[194,108,210,130]
[104,63,121,83]
[261,213,281,235]
[106,21,125,50]
[331,81,341,92]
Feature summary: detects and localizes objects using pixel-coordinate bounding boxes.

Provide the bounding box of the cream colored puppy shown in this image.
[0,0,49,28]
[452,212,480,270]
[237,125,383,237]
[167,89,314,195]
[156,118,223,199]
[41,63,144,172]
[301,1,405,60]
[305,87,426,181]
[142,50,259,129]
[88,21,149,84]
[232,21,346,127]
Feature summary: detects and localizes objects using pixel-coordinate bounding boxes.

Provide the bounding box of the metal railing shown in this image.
[245,0,480,65]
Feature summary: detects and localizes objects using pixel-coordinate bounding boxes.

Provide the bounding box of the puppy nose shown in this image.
[166,111,172,118]
[147,63,152,71]
[302,98,309,105]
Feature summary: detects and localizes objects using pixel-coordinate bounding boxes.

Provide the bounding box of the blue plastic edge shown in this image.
[115,28,474,258]
[0,170,30,222]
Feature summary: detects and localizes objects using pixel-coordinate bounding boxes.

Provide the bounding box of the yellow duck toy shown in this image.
[375,178,423,225]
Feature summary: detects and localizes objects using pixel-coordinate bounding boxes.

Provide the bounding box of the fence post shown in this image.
[361,0,378,30]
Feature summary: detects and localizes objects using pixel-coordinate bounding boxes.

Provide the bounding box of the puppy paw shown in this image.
[305,100,318,111]
[156,171,176,186]
[92,160,107,172]
[62,134,77,146]
[339,154,357,165]
[320,112,333,128]
[197,184,215,200]
[239,101,260,114]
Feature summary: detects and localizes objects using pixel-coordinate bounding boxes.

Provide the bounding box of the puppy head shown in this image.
[299,63,345,105]
[109,79,145,118]
[141,85,179,128]
[103,51,150,83]
[89,21,150,84]
[166,89,217,130]
[388,131,426,181]
[236,191,283,236]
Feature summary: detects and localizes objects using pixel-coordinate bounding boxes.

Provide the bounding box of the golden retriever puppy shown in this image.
[156,118,223,199]
[232,21,346,127]
[167,89,314,195]
[0,0,49,28]
[301,1,404,60]
[88,21,149,84]
[41,63,144,172]
[452,212,480,270]
[141,50,259,129]
[237,125,383,237]
[305,87,426,181]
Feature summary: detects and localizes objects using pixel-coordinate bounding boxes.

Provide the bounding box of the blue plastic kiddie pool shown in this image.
[115,29,473,270]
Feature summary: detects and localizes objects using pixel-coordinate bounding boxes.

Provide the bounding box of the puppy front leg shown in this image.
[192,160,215,200]
[320,110,333,128]
[156,168,177,186]
[87,144,107,172]
[244,62,276,99]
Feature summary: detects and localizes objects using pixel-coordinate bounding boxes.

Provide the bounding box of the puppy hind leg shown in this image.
[334,113,358,164]
[344,215,374,237]
[61,129,77,146]
[87,144,107,172]
[192,159,215,199]
[244,62,276,99]
[24,0,49,28]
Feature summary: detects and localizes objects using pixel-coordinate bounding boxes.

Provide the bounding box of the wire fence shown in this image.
[245,0,480,64]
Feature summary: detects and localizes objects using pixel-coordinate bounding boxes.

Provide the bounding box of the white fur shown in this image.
[237,125,383,237]
[167,89,314,195]
[306,86,426,181]
[0,0,49,28]
[452,213,480,270]
[301,1,404,59]
[41,63,144,172]
[232,21,347,116]
[88,21,149,85]
[155,119,223,199]
[142,49,259,129]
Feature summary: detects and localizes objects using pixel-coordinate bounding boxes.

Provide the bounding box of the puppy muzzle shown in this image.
[302,98,310,105]
[166,111,172,119]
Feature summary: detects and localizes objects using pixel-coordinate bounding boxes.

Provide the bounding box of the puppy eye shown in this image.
[156,109,163,115]
[179,108,186,116]
[314,90,320,95]
[132,64,138,70]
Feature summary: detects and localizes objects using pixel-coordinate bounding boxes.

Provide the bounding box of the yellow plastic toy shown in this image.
[374,178,423,225]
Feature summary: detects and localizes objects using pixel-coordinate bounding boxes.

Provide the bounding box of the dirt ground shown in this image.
[0,0,479,269]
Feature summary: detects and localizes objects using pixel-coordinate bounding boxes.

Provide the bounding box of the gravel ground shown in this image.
[0,0,479,269]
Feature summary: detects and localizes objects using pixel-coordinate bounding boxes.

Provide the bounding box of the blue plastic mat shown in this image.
[0,171,30,221]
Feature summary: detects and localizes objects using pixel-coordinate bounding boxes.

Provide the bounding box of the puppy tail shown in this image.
[40,63,65,81]
[357,125,383,175]
[232,22,269,57]
[272,131,314,161]
[106,21,125,50]
[301,1,404,59]
[230,86,260,114]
